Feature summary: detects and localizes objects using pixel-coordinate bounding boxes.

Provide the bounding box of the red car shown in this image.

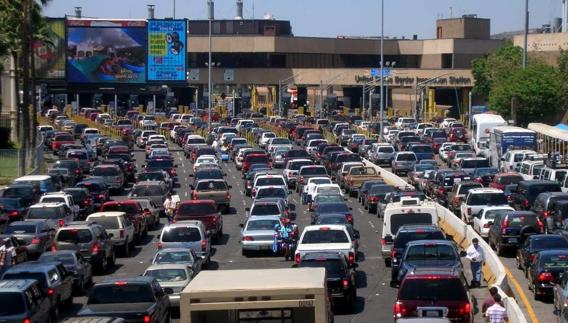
[242,153,271,174]
[51,133,75,152]
[100,200,147,242]
[448,127,468,143]
[489,172,524,191]
[174,200,223,242]
[394,270,472,323]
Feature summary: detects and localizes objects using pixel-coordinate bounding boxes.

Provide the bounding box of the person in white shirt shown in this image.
[163,193,174,223]
[485,294,508,323]
[0,238,16,276]
[466,238,485,288]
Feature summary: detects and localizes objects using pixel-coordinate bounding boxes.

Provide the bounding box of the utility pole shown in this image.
[379,0,385,136]
[319,80,323,118]
[207,0,214,131]
[523,0,529,69]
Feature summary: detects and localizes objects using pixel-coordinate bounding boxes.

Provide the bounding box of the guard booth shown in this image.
[180,268,332,323]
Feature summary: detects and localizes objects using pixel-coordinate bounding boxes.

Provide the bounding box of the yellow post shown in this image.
[343,107,349,116]
[427,88,436,121]
[298,106,304,116]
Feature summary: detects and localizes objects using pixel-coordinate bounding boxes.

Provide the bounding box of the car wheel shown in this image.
[108,250,116,267]
[533,284,540,300]
[241,249,249,257]
[496,242,504,256]
[516,256,522,270]
[122,242,130,257]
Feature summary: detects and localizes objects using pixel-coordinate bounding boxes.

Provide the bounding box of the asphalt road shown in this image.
[51,139,497,323]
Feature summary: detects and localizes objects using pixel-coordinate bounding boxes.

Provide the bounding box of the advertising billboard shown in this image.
[147,20,187,82]
[34,18,66,79]
[66,20,147,84]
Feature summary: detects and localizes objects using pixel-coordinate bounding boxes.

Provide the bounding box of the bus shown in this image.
[489,126,537,169]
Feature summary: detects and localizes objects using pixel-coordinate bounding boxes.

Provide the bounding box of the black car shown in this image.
[488,211,544,255]
[390,225,446,285]
[512,180,562,210]
[528,249,568,300]
[531,192,568,231]
[54,159,83,183]
[63,187,93,217]
[2,184,39,208]
[0,197,28,222]
[4,220,53,259]
[79,277,171,322]
[106,153,137,182]
[312,202,353,225]
[358,180,385,204]
[296,252,357,311]
[75,178,110,207]
[471,167,499,186]
[363,184,396,214]
[516,234,568,274]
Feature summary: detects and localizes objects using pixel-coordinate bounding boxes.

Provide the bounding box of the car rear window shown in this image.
[527,184,562,199]
[397,154,416,162]
[299,259,345,278]
[411,146,433,153]
[154,251,192,264]
[289,161,313,171]
[300,167,328,176]
[55,134,73,141]
[247,219,280,230]
[250,204,280,216]
[399,278,467,301]
[247,155,269,164]
[532,237,568,250]
[38,253,76,265]
[41,197,65,204]
[186,138,205,144]
[390,213,433,235]
[5,224,37,234]
[88,284,155,304]
[101,204,140,214]
[3,273,47,289]
[146,159,174,168]
[56,229,93,243]
[177,203,216,216]
[378,147,395,153]
[256,188,286,199]
[161,227,201,242]
[405,244,457,261]
[467,193,507,206]
[541,254,568,269]
[461,159,490,168]
[0,292,26,315]
[138,173,166,182]
[301,229,349,244]
[88,216,120,230]
[28,207,63,220]
[196,181,227,191]
[93,167,120,176]
[394,231,445,248]
[145,268,187,282]
[506,214,538,228]
[256,177,286,187]
[131,185,164,196]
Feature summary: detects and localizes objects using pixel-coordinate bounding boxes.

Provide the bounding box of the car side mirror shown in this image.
[189,174,194,177]
[224,173,228,177]
[245,207,250,212]
[349,207,353,210]
[163,287,174,295]
[239,223,244,228]
[460,251,467,257]
[354,231,360,239]
[384,235,393,243]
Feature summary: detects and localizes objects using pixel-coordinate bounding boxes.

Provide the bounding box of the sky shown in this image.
[43,0,563,39]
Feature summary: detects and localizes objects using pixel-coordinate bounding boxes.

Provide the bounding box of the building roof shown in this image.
[529,123,568,142]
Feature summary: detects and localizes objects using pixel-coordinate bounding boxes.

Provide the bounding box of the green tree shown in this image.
[472,41,523,97]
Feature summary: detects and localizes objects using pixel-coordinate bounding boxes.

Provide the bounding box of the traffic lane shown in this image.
[214,156,397,323]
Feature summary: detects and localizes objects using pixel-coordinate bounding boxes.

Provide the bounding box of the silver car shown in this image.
[370,144,396,166]
[239,215,281,256]
[151,248,203,276]
[158,221,211,265]
[143,264,192,308]
[92,164,125,193]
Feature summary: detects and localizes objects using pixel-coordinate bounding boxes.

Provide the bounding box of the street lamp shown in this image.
[379,0,385,136]
[385,61,395,112]
[207,0,214,131]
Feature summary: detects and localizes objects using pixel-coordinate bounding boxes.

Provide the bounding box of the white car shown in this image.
[294,225,356,265]
[440,118,457,128]
[140,119,158,128]
[395,117,417,129]
[306,139,328,155]
[438,142,455,161]
[472,206,515,238]
[259,132,276,148]
[500,149,537,172]
[460,188,509,223]
[252,175,287,195]
[302,177,332,204]
[39,192,80,219]
[193,155,219,172]
[310,184,343,203]
[170,125,187,141]
[148,134,167,143]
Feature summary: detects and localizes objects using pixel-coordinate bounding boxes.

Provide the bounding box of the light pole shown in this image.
[319,73,345,118]
[379,0,385,136]
[207,0,214,131]
[173,0,176,18]
[385,61,395,115]
[523,0,529,69]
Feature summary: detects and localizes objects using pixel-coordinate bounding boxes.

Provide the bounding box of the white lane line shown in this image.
[184,191,188,197]
[358,207,364,213]
[368,221,375,229]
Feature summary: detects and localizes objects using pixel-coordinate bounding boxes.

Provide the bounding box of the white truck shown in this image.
[294,224,356,265]
[471,113,506,156]
[180,268,333,323]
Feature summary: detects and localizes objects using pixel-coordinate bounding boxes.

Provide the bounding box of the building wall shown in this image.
[436,17,490,40]
[513,32,568,66]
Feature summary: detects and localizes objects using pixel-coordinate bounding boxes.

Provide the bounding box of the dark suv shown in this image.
[394,268,472,323]
[512,180,562,210]
[297,252,357,311]
[52,222,116,274]
[531,192,568,232]
[0,279,55,322]
[488,211,544,255]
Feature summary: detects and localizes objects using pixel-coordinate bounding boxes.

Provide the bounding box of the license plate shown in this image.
[454,178,461,183]
[425,310,442,317]
[508,238,518,243]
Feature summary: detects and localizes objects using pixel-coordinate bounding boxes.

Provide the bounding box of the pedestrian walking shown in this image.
[163,193,174,224]
[485,294,508,323]
[482,287,498,317]
[0,238,16,277]
[466,238,485,288]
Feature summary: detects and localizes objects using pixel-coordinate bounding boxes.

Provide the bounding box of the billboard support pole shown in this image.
[153,95,156,114]
[76,94,79,113]
[114,94,118,115]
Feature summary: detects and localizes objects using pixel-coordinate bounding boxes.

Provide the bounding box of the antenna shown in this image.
[449,6,453,18]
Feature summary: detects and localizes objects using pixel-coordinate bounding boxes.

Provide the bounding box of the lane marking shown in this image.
[368,221,375,229]
[505,266,539,323]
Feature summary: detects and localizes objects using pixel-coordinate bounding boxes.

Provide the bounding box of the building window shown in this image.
[442,53,453,69]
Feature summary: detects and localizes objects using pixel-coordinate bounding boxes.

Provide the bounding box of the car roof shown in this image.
[406,239,455,247]
[88,212,125,218]
[29,202,65,208]
[397,224,441,233]
[247,215,281,222]
[164,220,205,228]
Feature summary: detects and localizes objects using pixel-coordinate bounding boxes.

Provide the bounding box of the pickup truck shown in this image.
[191,179,232,214]
[174,200,223,242]
[343,166,382,197]
[294,225,356,266]
[78,276,170,322]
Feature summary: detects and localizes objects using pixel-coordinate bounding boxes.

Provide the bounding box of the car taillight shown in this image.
[502,215,509,234]
[75,169,81,174]
[98,194,105,199]
[530,254,537,263]
[119,229,125,239]
[226,192,231,200]
[128,164,134,171]
[390,249,397,259]
[299,176,305,184]
[524,199,530,208]
[242,236,254,241]
[458,303,471,315]
[58,219,65,227]
[23,318,31,323]
[50,243,57,252]
[91,242,100,254]
[453,196,461,205]
[394,301,407,318]
[538,272,554,283]
[201,239,208,251]
[438,187,445,195]
[348,252,355,264]
[9,211,19,217]
[483,223,492,228]
[507,195,513,202]
[143,315,151,323]
[83,198,90,205]
[192,191,197,200]
[47,288,55,296]
[369,196,378,203]
[31,237,41,244]
[536,218,545,233]
[346,214,353,223]
[156,241,163,249]
[342,279,350,289]
[294,253,301,264]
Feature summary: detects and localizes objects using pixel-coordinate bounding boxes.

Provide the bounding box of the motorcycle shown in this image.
[272,224,298,261]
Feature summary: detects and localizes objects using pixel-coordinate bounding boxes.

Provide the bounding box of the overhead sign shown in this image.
[147,19,187,82]
[370,68,391,77]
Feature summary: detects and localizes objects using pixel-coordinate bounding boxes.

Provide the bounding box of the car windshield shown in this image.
[257,188,286,199]
[302,229,349,244]
[405,244,457,261]
[397,154,416,161]
[300,259,345,278]
[88,284,155,304]
[0,292,25,316]
[177,203,216,216]
[131,185,164,196]
[57,229,93,243]
[154,251,193,264]
[399,278,468,301]
[28,207,62,220]
[5,224,37,234]
[38,253,75,265]
[391,213,433,235]
[88,216,120,230]
[251,204,281,216]
[468,193,507,206]
[414,164,434,172]
[196,181,227,191]
[247,219,280,230]
[300,167,328,176]
[145,268,187,282]
[541,254,568,269]
[161,227,201,242]
[256,178,286,187]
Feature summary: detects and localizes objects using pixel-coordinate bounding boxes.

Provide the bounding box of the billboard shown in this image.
[66,20,147,84]
[34,19,66,79]
[147,20,187,82]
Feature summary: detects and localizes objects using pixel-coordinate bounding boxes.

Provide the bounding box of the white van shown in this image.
[471,113,507,155]
[539,166,568,184]
[519,160,544,181]
[381,198,441,266]
[235,119,254,132]
[500,149,537,172]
